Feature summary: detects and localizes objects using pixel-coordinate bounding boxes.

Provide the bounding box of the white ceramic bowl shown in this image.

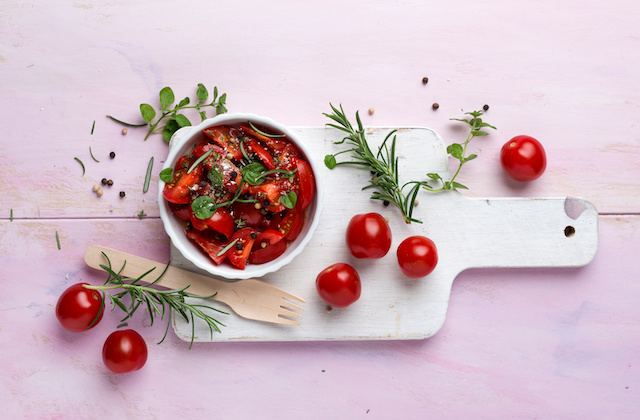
[158,113,323,280]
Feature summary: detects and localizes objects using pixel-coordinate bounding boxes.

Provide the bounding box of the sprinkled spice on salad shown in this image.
[162,123,316,269]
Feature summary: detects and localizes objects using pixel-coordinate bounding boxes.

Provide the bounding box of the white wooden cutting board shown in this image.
[171,127,598,342]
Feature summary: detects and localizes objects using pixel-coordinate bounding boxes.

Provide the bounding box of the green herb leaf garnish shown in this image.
[248,121,286,138]
[279,191,297,209]
[89,146,100,163]
[143,157,154,193]
[187,147,216,174]
[191,196,217,219]
[207,168,224,186]
[159,168,173,183]
[74,157,85,176]
[55,230,61,250]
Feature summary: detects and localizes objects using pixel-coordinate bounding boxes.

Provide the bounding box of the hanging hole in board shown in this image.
[564,226,576,237]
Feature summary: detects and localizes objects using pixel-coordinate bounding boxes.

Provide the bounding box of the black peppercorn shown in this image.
[235,242,244,251]
[265,213,272,220]
[422,77,429,84]
[483,104,490,111]
[263,200,270,207]
[432,103,439,110]
[101,178,107,185]
[383,200,390,206]
[107,179,113,186]
[185,222,193,231]
[109,152,115,159]
[119,191,125,198]
[250,232,258,239]
[230,171,238,178]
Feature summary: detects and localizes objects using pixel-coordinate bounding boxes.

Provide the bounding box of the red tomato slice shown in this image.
[249,238,287,264]
[189,206,235,238]
[278,210,303,241]
[291,156,315,211]
[163,165,203,204]
[231,202,263,228]
[168,202,191,222]
[251,229,285,251]
[260,211,282,230]
[227,228,258,269]
[186,229,228,265]
[203,127,243,160]
[244,137,275,170]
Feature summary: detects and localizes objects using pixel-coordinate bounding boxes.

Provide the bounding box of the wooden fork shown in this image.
[83,245,304,325]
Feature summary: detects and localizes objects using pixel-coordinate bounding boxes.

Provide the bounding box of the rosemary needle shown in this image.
[143,157,154,193]
[74,157,85,176]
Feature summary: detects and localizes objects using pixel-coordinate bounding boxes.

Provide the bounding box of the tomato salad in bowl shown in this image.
[158,114,322,280]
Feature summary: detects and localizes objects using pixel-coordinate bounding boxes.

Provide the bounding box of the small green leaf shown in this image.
[199,111,207,121]
[140,104,156,122]
[191,196,216,219]
[212,86,219,101]
[162,118,181,142]
[279,191,297,209]
[471,130,489,137]
[207,168,224,186]
[159,168,173,183]
[447,143,463,159]
[451,181,468,190]
[427,173,441,180]
[175,114,191,127]
[463,154,478,163]
[324,154,337,169]
[159,87,175,107]
[178,97,190,107]
[197,84,208,102]
[242,162,267,185]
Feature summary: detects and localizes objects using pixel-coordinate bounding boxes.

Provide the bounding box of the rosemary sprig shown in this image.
[108,84,228,141]
[84,253,227,348]
[424,110,496,191]
[143,156,154,193]
[323,103,426,224]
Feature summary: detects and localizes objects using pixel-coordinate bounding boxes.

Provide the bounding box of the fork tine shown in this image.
[280,299,304,312]
[276,314,301,326]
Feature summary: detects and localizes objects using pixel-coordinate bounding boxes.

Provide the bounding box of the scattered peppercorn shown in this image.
[119,191,126,198]
[265,213,273,220]
[121,128,128,135]
[96,189,104,197]
[230,171,238,178]
[422,77,429,84]
[368,108,375,115]
[92,184,100,192]
[109,152,115,159]
[185,223,193,231]
[432,103,439,110]
[101,178,108,185]
[483,104,490,111]
[263,199,270,207]
[107,179,114,186]
[250,232,258,239]
[235,242,244,251]
[383,200,390,206]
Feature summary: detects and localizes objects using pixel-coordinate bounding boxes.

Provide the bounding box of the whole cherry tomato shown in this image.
[56,283,104,332]
[316,263,361,308]
[102,330,148,374]
[397,236,438,278]
[500,135,547,182]
[345,213,392,259]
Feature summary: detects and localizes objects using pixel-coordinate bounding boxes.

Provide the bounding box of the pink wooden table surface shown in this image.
[2,1,639,418]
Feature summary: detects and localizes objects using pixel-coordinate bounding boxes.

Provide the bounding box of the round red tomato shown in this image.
[102,329,148,374]
[56,283,104,332]
[345,213,392,259]
[500,135,547,182]
[316,263,361,308]
[397,236,438,278]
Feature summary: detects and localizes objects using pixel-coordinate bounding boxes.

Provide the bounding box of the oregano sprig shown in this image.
[84,252,227,348]
[108,83,228,142]
[424,110,496,191]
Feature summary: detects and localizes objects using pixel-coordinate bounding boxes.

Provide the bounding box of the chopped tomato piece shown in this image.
[227,228,258,269]
[168,203,191,222]
[163,165,203,204]
[278,210,303,241]
[186,229,228,265]
[203,127,243,160]
[244,137,275,170]
[251,229,285,251]
[189,206,235,238]
[231,202,263,228]
[291,156,315,211]
[249,238,287,265]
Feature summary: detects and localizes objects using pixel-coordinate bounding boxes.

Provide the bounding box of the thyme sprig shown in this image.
[108,83,228,142]
[424,110,496,191]
[84,252,227,348]
[323,103,426,224]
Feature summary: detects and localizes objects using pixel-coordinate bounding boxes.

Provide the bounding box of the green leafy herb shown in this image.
[323,103,426,224]
[241,162,296,186]
[137,210,147,219]
[279,191,297,209]
[248,121,286,138]
[109,84,228,141]
[159,167,173,183]
[91,120,95,135]
[89,147,100,163]
[216,238,239,257]
[10,209,13,221]
[55,230,61,250]
[424,110,496,191]
[207,168,224,186]
[143,157,154,193]
[74,157,85,176]
[83,253,227,348]
[191,196,217,220]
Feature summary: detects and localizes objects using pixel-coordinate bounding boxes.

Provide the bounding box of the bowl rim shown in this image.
[158,112,323,280]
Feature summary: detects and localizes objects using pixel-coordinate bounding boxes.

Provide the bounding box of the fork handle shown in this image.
[83,245,235,303]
